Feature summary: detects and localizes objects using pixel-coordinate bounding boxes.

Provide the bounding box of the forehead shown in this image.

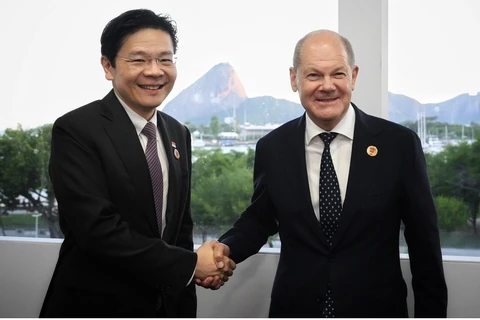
[300,35,349,68]
[119,28,174,54]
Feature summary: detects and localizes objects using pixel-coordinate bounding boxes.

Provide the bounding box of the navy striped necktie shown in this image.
[142,122,163,235]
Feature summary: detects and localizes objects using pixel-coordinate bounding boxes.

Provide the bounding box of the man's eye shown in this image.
[131,59,145,63]
[158,58,174,65]
[307,74,320,80]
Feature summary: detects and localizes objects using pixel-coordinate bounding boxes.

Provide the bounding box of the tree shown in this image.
[190,149,253,241]
[434,196,469,232]
[209,116,221,137]
[399,120,416,132]
[220,122,234,133]
[400,116,438,135]
[0,124,61,237]
[427,141,480,234]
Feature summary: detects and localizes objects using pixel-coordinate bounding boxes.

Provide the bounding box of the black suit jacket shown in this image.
[219,104,447,317]
[40,90,197,318]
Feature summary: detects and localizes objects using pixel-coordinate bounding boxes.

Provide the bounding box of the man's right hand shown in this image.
[194,241,235,290]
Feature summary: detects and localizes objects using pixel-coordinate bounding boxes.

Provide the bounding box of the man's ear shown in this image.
[289,67,298,92]
[351,65,359,91]
[101,56,114,81]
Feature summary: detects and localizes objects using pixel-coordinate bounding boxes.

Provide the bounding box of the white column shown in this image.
[338,0,388,119]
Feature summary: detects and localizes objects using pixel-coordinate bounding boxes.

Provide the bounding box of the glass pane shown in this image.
[389,0,480,257]
[0,0,338,242]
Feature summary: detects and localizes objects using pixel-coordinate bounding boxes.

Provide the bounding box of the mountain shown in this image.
[388,92,423,124]
[424,93,480,124]
[163,63,247,124]
[389,92,480,125]
[163,63,304,125]
[236,96,303,125]
[163,62,480,126]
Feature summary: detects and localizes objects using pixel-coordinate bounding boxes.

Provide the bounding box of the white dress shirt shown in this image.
[116,93,196,286]
[305,104,355,221]
[116,93,169,236]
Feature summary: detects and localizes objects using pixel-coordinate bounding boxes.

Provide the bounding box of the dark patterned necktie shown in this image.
[142,122,163,235]
[319,132,342,318]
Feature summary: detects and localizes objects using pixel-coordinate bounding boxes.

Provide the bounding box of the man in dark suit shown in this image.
[40,9,233,318]
[198,30,448,317]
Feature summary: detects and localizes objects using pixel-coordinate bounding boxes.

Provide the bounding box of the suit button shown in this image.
[329,254,335,262]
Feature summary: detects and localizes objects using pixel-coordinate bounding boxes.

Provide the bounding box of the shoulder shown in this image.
[354,107,423,158]
[49,100,107,153]
[355,106,419,143]
[54,99,103,129]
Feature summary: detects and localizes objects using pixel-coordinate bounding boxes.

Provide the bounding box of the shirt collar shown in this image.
[305,103,356,145]
[115,91,158,137]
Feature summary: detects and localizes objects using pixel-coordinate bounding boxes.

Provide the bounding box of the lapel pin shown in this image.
[366,145,378,157]
[171,141,180,159]
[174,148,180,159]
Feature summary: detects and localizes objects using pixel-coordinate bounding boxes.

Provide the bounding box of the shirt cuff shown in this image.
[186,267,196,286]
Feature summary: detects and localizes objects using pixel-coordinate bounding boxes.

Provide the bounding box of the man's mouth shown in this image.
[317,97,337,102]
[139,84,165,90]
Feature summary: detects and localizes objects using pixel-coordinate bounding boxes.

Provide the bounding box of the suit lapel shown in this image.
[287,115,330,246]
[100,90,160,237]
[156,112,181,242]
[331,105,381,247]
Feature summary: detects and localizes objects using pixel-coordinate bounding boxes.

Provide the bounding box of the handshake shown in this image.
[193,240,236,290]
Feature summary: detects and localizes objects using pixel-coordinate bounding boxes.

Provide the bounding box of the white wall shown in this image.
[1,238,479,317]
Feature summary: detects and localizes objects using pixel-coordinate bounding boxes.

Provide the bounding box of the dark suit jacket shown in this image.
[40,90,197,318]
[219,104,447,318]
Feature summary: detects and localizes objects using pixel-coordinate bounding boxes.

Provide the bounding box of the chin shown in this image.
[143,97,165,108]
[311,110,339,122]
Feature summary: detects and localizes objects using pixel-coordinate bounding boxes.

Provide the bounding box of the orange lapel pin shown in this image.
[366,145,378,157]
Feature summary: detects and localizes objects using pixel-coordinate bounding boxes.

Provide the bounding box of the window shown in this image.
[0,0,338,241]
[389,0,480,257]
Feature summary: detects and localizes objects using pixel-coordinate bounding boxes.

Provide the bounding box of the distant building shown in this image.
[217,132,239,146]
[239,123,281,141]
[218,131,239,139]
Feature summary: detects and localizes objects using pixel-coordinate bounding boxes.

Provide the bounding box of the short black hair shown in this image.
[100,9,178,68]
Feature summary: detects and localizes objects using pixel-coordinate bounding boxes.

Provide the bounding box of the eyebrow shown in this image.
[305,66,347,73]
[128,50,174,57]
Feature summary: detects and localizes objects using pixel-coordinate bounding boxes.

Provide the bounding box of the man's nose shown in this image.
[143,60,165,76]
[321,77,335,91]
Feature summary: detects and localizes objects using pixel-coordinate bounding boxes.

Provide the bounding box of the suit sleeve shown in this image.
[50,117,197,290]
[173,126,196,316]
[218,137,279,263]
[400,132,448,317]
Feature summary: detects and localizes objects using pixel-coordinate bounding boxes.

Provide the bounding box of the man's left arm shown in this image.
[401,132,448,317]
